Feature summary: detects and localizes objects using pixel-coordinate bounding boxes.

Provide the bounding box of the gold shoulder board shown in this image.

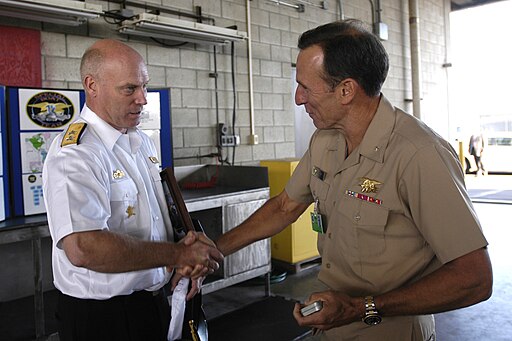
[61,122,87,147]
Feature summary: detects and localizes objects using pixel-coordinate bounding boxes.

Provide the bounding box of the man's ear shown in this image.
[83,75,97,97]
[336,79,356,104]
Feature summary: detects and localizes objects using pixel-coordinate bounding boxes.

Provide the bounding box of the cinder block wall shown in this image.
[0,0,451,300]
[5,0,451,167]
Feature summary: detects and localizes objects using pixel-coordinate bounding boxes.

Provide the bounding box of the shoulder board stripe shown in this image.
[61,122,87,147]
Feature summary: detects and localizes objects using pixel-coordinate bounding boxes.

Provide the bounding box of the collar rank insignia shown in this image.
[359,177,381,193]
[61,122,87,147]
[126,206,136,218]
[149,156,159,164]
[113,169,125,179]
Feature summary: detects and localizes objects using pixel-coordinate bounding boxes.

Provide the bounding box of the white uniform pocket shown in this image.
[109,178,138,232]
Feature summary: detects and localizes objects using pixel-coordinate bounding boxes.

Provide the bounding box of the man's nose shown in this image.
[135,88,148,106]
[295,86,306,105]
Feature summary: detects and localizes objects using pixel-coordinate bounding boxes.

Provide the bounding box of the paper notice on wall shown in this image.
[18,89,80,131]
[22,173,45,216]
[19,131,60,174]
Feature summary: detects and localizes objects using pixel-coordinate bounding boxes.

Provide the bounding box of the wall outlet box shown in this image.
[220,135,240,147]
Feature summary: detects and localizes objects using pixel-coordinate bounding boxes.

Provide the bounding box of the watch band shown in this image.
[363,296,382,325]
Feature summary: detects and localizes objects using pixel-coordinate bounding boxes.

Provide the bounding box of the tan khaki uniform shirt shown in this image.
[285,95,488,340]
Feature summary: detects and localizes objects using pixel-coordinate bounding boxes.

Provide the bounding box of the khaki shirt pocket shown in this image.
[310,176,329,201]
[336,195,389,258]
[355,201,389,257]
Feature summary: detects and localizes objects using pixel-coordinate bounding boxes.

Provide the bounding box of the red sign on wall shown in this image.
[0,26,42,87]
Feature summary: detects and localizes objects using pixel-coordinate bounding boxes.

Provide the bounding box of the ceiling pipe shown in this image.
[246,0,258,144]
[409,0,423,119]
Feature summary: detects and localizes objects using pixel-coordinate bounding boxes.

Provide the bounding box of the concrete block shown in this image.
[236,56,249,74]
[251,8,270,27]
[66,35,98,58]
[42,81,68,89]
[221,1,246,21]
[193,0,222,16]
[171,108,198,128]
[261,60,282,77]
[271,45,291,62]
[182,89,211,108]
[264,126,285,143]
[259,27,281,45]
[281,30,299,48]
[284,126,296,142]
[253,76,273,93]
[261,93,283,110]
[269,13,290,31]
[290,17,309,34]
[166,68,197,89]
[198,108,220,127]
[275,142,295,159]
[184,127,215,147]
[273,109,295,126]
[232,145,254,163]
[181,49,210,70]
[251,42,271,61]
[148,45,180,67]
[232,109,250,127]
[172,128,184,148]
[147,65,166,88]
[44,57,80,82]
[216,90,235,109]
[272,78,292,94]
[252,143,275,160]
[41,32,66,57]
[170,88,182,108]
[254,109,273,126]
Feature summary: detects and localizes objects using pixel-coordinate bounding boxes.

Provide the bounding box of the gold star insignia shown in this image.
[359,177,382,193]
[126,206,136,218]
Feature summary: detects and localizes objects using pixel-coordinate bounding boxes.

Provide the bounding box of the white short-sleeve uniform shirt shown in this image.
[43,106,173,299]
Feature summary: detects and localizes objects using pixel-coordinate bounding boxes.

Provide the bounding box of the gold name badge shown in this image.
[113,169,125,179]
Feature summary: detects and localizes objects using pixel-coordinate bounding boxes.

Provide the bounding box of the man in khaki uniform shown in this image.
[215,20,492,340]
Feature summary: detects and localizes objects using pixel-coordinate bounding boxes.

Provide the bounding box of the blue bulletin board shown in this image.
[0,86,7,220]
[6,87,172,217]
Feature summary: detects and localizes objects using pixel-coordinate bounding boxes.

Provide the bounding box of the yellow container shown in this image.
[260,159,319,264]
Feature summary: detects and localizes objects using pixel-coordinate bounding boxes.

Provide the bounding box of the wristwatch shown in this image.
[362,296,382,325]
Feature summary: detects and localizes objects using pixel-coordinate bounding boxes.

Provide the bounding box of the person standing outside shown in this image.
[42,39,223,341]
[215,20,492,340]
[469,132,486,175]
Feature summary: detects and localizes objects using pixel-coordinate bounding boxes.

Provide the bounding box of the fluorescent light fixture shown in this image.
[0,0,103,26]
[118,13,247,45]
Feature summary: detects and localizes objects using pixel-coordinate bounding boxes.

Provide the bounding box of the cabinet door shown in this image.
[223,199,270,277]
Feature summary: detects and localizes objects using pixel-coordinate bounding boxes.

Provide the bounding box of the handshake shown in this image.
[171,231,224,280]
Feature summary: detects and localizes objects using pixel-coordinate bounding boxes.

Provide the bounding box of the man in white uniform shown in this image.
[42,39,223,341]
